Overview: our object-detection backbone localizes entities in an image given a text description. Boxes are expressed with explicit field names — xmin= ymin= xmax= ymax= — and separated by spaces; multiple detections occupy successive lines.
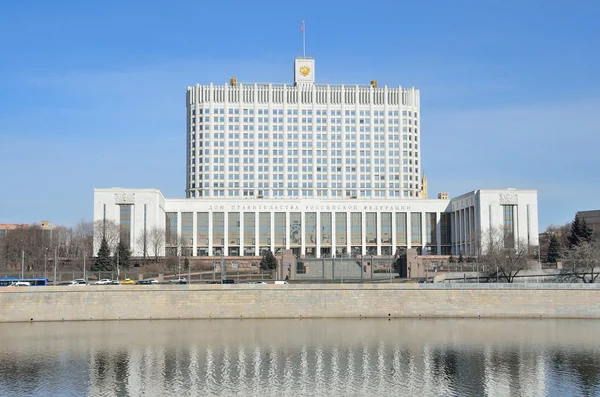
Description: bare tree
xmin=136 ymin=228 xmax=150 ymax=264
xmin=562 ymin=240 xmax=600 ymax=283
xmin=0 ymin=224 xmax=65 ymax=273
xmin=148 ymin=226 xmax=165 ymax=263
xmin=479 ymin=227 xmax=531 ymax=283
xmin=94 ymin=219 xmax=120 ymax=255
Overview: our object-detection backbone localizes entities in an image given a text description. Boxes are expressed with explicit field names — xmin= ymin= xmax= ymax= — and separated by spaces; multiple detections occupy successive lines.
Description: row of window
xmin=188 ymin=189 xmax=419 ymax=198
xmin=191 ymin=108 xmax=418 ymax=117
xmin=192 ymin=117 xmax=417 ymax=126
xmin=165 ymin=211 xmax=447 ymax=249
xmin=191 ymin=125 xmax=419 ymax=134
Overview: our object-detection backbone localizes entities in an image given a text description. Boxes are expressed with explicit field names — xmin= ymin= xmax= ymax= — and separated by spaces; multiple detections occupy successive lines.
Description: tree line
xmin=0 ymin=220 xmax=93 ymax=273
xmin=544 ymin=215 xmax=599 ymax=283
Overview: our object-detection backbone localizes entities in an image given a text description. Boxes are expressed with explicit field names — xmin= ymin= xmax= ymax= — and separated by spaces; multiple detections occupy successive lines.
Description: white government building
xmin=93 ymin=57 xmax=539 ymax=259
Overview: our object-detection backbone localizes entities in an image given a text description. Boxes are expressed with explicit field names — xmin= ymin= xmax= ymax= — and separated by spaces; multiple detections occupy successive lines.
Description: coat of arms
xmin=299 ymin=66 xmax=310 ymax=77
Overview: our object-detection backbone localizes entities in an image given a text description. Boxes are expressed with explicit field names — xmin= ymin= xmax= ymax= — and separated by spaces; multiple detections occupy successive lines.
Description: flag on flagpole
xmin=301 ymin=19 xmax=305 ymax=32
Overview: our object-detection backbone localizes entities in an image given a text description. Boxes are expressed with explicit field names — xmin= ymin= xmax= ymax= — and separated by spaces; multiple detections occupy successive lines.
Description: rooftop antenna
xmin=301 ymin=18 xmax=306 ymax=57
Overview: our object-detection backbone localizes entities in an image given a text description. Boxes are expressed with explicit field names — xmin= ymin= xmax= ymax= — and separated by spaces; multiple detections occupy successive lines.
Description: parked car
xmin=170 ymin=277 xmax=187 ymax=284
xmin=95 ymin=279 xmax=112 ymax=285
xmin=254 ymin=281 xmax=267 ymax=285
xmin=222 ymin=279 xmax=236 ymax=284
xmin=120 ymin=279 xmax=135 ymax=285
xmin=67 ymin=279 xmax=88 ymax=286
xmin=135 ymin=279 xmax=158 ymax=285
xmin=57 ymin=281 xmax=74 ymax=286
xmin=274 ymin=281 xmax=289 ymax=285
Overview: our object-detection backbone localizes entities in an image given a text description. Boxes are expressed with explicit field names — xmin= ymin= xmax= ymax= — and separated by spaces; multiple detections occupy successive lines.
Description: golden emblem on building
xmin=299 ymin=66 xmax=310 ymax=77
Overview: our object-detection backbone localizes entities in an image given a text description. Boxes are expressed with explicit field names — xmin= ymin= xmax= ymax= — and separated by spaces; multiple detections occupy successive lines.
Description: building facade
xmin=0 ymin=221 xmax=59 ymax=242
xmin=186 ymin=58 xmax=421 ymax=200
xmin=94 ymin=188 xmax=538 ymax=258
xmin=93 ymin=56 xmax=540 ymax=259
xmin=576 ymin=210 xmax=600 ymax=235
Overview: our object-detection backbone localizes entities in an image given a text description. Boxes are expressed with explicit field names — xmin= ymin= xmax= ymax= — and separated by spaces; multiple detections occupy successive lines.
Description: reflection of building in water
xmin=81 ymin=342 xmax=553 ymax=396
xmin=483 ymin=345 xmax=547 ymax=397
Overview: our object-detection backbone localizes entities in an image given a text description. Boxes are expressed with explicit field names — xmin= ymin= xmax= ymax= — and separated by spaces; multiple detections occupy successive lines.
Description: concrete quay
xmin=1 ymin=283 xmax=599 ymax=323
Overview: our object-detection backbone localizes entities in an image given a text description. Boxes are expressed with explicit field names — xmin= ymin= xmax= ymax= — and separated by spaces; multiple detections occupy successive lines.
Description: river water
xmin=1 ymin=319 xmax=599 ymax=396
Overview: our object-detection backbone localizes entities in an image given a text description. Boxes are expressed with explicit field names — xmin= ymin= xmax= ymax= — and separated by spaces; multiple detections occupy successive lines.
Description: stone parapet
xmin=1 ymin=284 xmax=599 ymax=322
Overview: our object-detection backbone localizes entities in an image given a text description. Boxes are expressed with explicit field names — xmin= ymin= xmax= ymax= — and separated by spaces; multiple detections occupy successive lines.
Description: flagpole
xmin=302 ymin=19 xmax=306 ymax=58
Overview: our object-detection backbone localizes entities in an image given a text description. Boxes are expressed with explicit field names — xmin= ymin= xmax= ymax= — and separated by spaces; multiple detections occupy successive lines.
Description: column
xmin=361 ymin=211 xmax=366 ymax=256
xmin=224 ymin=211 xmax=229 ymax=256
xmin=406 ymin=212 xmax=412 ymax=249
xmin=254 ymin=211 xmax=259 ymax=257
xmin=331 ymin=212 xmax=336 ymax=257
xmin=192 ymin=211 xmax=197 ymax=257
xmin=436 ymin=211 xmax=442 ymax=255
xmin=376 ymin=211 xmax=381 ymax=256
xmin=177 ymin=212 xmax=182 ymax=256
xmin=421 ymin=212 xmax=427 ymax=254
xmin=208 ymin=211 xmax=213 ymax=256
xmin=286 ymin=211 xmax=291 ymax=251
xmin=270 ymin=212 xmax=275 ymax=253
xmin=459 ymin=209 xmax=464 ymax=254
xmin=301 ymin=211 xmax=306 ymax=257
xmin=239 ymin=211 xmax=244 ymax=256
xmin=316 ymin=212 xmax=321 ymax=258
xmin=391 ymin=212 xmax=397 ymax=255
xmin=346 ymin=212 xmax=351 ymax=255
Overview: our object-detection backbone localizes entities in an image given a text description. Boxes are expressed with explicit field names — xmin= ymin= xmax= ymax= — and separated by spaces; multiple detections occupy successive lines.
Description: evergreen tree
xmin=92 ymin=237 xmax=112 ymax=272
xmin=184 ymin=257 xmax=190 ymax=270
xmin=449 ymin=254 xmax=455 ymax=264
xmin=392 ymin=257 xmax=403 ymax=274
xmin=547 ymin=235 xmax=561 ymax=264
xmin=458 ymin=253 xmax=464 ymax=263
xmin=113 ymin=240 xmax=131 ymax=269
xmin=260 ymin=250 xmax=277 ymax=271
xmin=568 ymin=215 xmax=594 ymax=248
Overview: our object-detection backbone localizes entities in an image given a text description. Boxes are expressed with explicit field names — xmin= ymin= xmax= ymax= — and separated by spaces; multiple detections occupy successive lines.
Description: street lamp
xmin=177 ymin=242 xmax=181 ymax=278
xmin=188 ymin=238 xmax=192 ymax=285
xmin=44 ymin=247 xmax=48 ymax=281
xmin=54 ymin=245 xmax=58 ymax=285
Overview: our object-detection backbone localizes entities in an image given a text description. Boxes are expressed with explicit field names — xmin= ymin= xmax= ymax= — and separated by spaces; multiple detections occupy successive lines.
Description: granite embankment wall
xmin=1 ymin=284 xmax=600 ymax=322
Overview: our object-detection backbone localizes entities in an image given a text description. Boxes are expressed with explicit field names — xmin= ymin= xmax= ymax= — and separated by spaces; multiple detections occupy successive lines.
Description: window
xmin=381 ymin=212 xmax=392 ymax=245
xmin=274 ymin=213 xmax=286 ymax=247
xmin=321 ymin=213 xmax=332 ymax=246
xmin=228 ymin=212 xmax=240 ymax=245
xmin=336 ymin=213 xmax=347 ymax=246
xmin=197 ymin=213 xmax=209 ymax=246
xmin=290 ymin=212 xmax=301 ymax=245
xmin=440 ymin=213 xmax=451 ymax=245
xmin=396 ymin=213 xmax=407 ymax=245
xmin=259 ymin=212 xmax=271 ymax=247
xmin=366 ymin=213 xmax=377 ymax=244
xmin=411 ymin=213 xmax=422 ymax=245
xmin=119 ymin=205 xmax=132 ymax=249
xmin=426 ymin=213 xmax=437 ymax=245
xmin=212 ymin=213 xmax=224 ymax=246
xmin=244 ymin=213 xmax=255 ymax=247
xmin=181 ymin=212 xmax=193 ymax=254
xmin=503 ymin=205 xmax=515 ymax=249
xmin=351 ymin=213 xmax=362 ymax=246
xmin=305 ymin=213 xmax=317 ymax=245
xmin=165 ymin=212 xmax=178 ymax=246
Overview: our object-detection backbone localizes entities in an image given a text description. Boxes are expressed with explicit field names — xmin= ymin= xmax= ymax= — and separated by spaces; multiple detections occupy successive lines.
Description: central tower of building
xmin=186 ymin=57 xmax=421 ymax=200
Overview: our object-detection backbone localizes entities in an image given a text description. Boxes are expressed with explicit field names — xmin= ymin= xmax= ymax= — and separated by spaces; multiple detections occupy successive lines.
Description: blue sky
xmin=1 ymin=0 xmax=599 ymax=231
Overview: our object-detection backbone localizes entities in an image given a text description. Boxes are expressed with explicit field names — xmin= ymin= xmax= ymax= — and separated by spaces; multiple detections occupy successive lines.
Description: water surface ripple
xmin=1 ymin=319 xmax=600 ymax=396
